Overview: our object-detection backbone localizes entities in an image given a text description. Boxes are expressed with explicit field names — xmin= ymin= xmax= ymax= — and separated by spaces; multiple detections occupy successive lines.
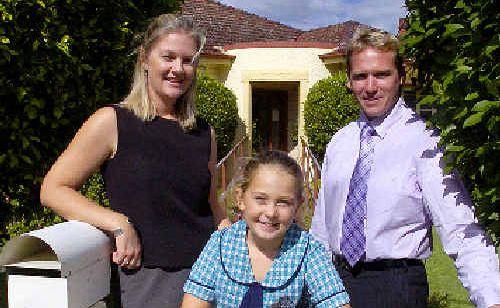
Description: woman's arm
xmin=208 ymin=127 xmax=230 ymax=229
xmin=40 ymin=106 xmax=141 ymax=269
xmin=181 ymin=294 xmax=212 ymax=308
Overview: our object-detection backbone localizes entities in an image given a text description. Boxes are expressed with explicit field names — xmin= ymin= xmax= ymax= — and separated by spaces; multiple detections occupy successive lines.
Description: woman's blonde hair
xmin=122 ymin=14 xmax=206 ymax=130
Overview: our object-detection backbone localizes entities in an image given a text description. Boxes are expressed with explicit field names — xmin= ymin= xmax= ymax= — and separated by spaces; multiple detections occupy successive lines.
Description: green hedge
xmin=196 ymin=74 xmax=239 ymax=160
xmin=304 ymin=74 xmax=360 ymax=161
xmin=403 ymin=0 xmax=499 ymax=244
xmin=0 ymin=0 xmax=181 ymax=244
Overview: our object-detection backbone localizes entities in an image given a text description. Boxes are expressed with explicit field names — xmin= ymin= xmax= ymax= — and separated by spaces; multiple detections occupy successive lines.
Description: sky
xmin=217 ymin=0 xmax=408 ymax=34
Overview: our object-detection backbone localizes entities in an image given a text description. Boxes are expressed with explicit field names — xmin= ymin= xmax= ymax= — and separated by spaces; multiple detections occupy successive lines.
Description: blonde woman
xmin=41 ymin=14 xmax=228 ymax=307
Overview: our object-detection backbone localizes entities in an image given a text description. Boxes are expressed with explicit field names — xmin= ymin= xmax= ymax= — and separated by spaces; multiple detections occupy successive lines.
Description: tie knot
xmin=361 ymin=123 xmax=375 ymax=140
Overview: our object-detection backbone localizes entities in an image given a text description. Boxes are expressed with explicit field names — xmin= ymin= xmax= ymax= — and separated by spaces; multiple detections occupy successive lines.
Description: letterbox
xmin=0 ymin=221 xmax=112 ymax=308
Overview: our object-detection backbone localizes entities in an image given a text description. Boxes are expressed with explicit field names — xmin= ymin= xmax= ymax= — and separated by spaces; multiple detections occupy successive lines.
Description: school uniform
xmin=184 ymin=220 xmax=349 ymax=307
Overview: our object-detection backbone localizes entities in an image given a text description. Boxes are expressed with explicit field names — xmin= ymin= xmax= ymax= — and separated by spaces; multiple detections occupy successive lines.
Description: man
xmin=310 ymin=29 xmax=500 ymax=308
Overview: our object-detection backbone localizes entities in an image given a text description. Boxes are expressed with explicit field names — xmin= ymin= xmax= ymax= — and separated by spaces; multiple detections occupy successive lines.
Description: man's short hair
xmin=346 ymin=28 xmax=404 ymax=78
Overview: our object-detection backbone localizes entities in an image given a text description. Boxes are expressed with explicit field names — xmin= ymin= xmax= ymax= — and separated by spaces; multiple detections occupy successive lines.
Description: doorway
xmin=252 ymin=89 xmax=287 ymax=151
xmin=251 ymin=82 xmax=299 ymax=152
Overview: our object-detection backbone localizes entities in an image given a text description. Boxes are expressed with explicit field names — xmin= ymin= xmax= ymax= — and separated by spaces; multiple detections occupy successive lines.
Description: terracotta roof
xmin=297 ymin=21 xmax=373 ymax=50
xmin=180 ymin=0 xmax=381 ymax=55
xmin=181 ymin=0 xmax=302 ymax=50
xmin=318 ymin=50 xmax=345 ymax=59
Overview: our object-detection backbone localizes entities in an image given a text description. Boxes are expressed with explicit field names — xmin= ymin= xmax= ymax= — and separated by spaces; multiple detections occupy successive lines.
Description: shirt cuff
xmin=183 ymin=278 xmax=215 ymax=303
xmin=476 ymin=289 xmax=500 ymax=308
xmin=316 ymin=290 xmax=350 ymax=308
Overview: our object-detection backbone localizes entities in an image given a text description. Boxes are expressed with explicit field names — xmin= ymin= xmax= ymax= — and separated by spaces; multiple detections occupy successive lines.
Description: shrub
xmin=195 ymin=74 xmax=239 ymax=160
xmin=403 ymin=0 xmax=499 ymax=244
xmin=0 ymin=0 xmax=181 ymax=244
xmin=304 ymin=74 xmax=359 ymax=161
xmin=2 ymin=173 xmax=109 ymax=244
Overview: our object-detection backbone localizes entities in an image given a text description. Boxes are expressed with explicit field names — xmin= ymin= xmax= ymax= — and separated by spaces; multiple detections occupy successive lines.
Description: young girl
xmin=182 ymin=151 xmax=350 ymax=307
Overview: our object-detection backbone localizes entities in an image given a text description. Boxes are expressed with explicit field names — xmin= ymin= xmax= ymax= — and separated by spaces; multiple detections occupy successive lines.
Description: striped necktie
xmin=340 ymin=123 xmax=375 ymax=267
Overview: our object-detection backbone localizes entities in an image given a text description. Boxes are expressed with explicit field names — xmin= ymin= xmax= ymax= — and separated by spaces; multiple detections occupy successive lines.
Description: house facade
xmin=181 ymin=0 xmax=376 ymax=152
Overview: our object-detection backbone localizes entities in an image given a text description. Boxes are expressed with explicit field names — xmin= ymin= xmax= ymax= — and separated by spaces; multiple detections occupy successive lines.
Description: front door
xmin=252 ymin=89 xmax=288 ymax=151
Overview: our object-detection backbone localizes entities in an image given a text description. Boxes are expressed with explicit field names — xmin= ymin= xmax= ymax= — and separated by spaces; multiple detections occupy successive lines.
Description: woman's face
xmin=238 ymin=164 xmax=299 ymax=248
xmin=144 ymin=31 xmax=198 ymax=105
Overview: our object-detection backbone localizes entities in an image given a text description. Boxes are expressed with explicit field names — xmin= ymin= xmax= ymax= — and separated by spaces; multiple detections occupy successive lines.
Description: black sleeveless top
xmin=102 ymin=105 xmax=214 ymax=268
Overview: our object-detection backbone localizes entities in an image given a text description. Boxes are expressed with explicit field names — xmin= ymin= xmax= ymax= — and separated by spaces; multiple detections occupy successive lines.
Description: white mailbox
xmin=0 ymin=221 xmax=112 ymax=308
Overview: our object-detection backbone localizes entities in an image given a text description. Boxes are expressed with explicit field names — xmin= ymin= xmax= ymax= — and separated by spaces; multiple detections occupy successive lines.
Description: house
xmin=181 ymin=0 xmax=377 ymax=152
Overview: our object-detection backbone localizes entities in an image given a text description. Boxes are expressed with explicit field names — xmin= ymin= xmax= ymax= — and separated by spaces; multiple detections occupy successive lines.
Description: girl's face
xmin=143 ymin=31 xmax=198 ymax=105
xmin=237 ymin=164 xmax=300 ymax=247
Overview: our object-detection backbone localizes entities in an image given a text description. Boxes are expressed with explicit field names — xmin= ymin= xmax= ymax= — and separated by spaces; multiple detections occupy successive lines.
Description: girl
xmin=40 ymin=14 xmax=228 ymax=307
xmin=182 ymin=151 xmax=350 ymax=307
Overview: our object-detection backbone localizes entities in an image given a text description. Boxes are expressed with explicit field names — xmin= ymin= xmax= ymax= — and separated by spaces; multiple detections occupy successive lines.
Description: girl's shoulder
xmin=206 ymin=220 xmax=246 ymax=251
xmin=289 ymin=226 xmax=330 ymax=258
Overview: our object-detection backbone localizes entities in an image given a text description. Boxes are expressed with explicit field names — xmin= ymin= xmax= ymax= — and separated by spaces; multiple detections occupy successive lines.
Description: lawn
xmin=426 ymin=229 xmax=473 ymax=308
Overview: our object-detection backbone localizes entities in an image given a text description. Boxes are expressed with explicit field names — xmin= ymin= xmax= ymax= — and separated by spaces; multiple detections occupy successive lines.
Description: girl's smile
xmin=237 ymin=164 xmax=300 ymax=249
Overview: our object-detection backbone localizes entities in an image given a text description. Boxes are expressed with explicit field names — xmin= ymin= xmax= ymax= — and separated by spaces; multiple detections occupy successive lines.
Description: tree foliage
xmin=0 ymin=0 xmax=181 ymax=243
xmin=403 ymin=0 xmax=499 ymax=242
xmin=304 ymin=74 xmax=360 ymax=161
xmin=195 ymin=74 xmax=239 ymax=160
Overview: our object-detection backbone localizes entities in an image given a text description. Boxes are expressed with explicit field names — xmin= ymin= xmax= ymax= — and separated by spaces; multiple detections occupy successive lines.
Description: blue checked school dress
xmin=183 ymin=220 xmax=349 ymax=307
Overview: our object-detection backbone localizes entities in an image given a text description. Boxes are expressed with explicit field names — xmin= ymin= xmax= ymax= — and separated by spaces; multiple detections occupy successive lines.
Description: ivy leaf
xmin=463 ymin=112 xmax=485 ymax=128
xmin=455 ymin=0 xmax=466 ymax=8
xmin=471 ymin=18 xmax=481 ymax=30
xmin=53 ymin=107 xmax=63 ymax=119
xmin=472 ymin=100 xmax=499 ymax=112
xmin=484 ymin=45 xmax=498 ymax=57
xmin=465 ymin=93 xmax=479 ymax=101
xmin=404 ymin=35 xmax=424 ymax=47
xmin=446 ymin=145 xmax=465 ymax=152
xmin=444 ymin=24 xmax=464 ymax=37
xmin=456 ymin=65 xmax=472 ymax=73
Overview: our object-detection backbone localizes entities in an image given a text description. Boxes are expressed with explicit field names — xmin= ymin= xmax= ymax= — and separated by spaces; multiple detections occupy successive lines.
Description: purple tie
xmin=340 ymin=123 xmax=375 ymax=267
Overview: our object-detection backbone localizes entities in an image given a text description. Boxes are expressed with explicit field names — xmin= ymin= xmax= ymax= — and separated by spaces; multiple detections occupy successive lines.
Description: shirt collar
xmin=220 ymin=220 xmax=309 ymax=288
xmin=358 ymin=97 xmax=406 ymax=139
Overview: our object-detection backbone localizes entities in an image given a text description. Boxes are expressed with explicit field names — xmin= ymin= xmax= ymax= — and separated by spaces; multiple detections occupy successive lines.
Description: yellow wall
xmin=231 ymin=48 xmax=335 ymax=141
xmin=201 ymin=47 xmax=342 ymax=147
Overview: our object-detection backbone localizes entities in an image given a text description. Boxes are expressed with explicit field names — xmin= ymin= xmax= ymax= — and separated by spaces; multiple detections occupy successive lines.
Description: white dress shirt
xmin=310 ymin=98 xmax=500 ymax=307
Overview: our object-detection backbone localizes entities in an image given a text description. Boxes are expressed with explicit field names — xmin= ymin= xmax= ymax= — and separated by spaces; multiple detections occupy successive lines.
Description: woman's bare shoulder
xmin=88 ymin=106 xmax=117 ymax=128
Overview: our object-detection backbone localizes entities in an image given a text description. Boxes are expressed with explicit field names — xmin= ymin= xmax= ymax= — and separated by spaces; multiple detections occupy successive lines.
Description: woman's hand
xmin=216 ymin=218 xmax=232 ymax=230
xmin=112 ymin=219 xmax=142 ymax=269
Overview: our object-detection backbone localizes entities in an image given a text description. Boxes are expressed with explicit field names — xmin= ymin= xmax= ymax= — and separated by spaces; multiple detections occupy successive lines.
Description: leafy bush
xmin=0 ymin=0 xmax=180 ymax=244
xmin=196 ymin=74 xmax=239 ymax=160
xmin=2 ymin=173 xmax=109 ymax=243
xmin=304 ymin=74 xmax=359 ymax=160
xmin=403 ymin=0 xmax=499 ymax=243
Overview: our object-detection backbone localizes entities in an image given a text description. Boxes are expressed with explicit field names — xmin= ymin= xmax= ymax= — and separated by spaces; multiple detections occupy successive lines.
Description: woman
xmin=40 ymin=14 xmax=228 ymax=307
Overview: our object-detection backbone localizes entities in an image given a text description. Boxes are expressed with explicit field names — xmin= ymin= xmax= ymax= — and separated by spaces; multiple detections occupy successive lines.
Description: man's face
xmin=347 ymin=47 xmax=401 ymax=119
